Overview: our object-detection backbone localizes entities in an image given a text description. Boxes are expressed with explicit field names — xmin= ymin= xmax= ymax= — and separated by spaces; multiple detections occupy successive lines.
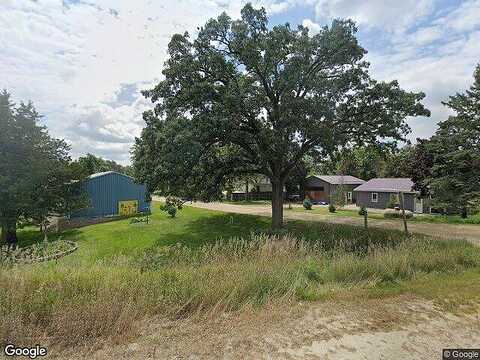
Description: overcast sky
xmin=1 ymin=0 xmax=479 ymax=164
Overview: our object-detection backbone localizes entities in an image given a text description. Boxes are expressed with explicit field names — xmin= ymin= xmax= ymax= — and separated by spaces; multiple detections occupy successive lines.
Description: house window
xmin=347 ymin=192 xmax=352 ymax=201
xmin=371 ymin=193 xmax=378 ymax=203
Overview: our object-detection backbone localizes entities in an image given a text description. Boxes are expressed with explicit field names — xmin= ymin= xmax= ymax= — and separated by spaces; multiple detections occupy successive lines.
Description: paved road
xmin=186 ymin=201 xmax=480 ymax=245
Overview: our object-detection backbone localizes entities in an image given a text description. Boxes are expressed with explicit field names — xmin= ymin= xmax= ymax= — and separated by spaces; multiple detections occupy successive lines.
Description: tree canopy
xmin=0 ymin=90 xmax=84 ymax=245
xmin=315 ymin=144 xmax=414 ymax=181
xmin=70 ymin=153 xmax=133 ymax=178
xmin=411 ymin=64 xmax=480 ymax=216
xmin=133 ymin=4 xmax=429 ymax=228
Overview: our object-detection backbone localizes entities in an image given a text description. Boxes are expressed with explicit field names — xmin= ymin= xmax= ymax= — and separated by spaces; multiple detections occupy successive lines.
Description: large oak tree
xmin=133 ymin=4 xmax=429 ymax=229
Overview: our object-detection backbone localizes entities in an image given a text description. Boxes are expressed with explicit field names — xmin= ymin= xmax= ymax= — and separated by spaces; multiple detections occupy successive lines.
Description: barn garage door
xmin=307 ymin=191 xmax=327 ymax=202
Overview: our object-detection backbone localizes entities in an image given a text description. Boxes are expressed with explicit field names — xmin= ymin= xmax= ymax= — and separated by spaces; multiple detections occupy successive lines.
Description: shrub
xmin=130 ymin=217 xmax=148 ymax=224
xmin=165 ymin=196 xmax=184 ymax=210
xmin=358 ymin=206 xmax=367 ymax=216
xmin=384 ymin=209 xmax=413 ymax=219
xmin=166 ymin=206 xmax=177 ymax=218
xmin=303 ymin=198 xmax=313 ymax=210
xmin=160 ymin=196 xmax=184 ymax=217
xmin=160 ymin=204 xmax=177 ymax=218
xmin=386 ymin=194 xmax=399 ymax=209
xmin=328 ymin=204 xmax=336 ymax=213
xmin=0 ymin=240 xmax=76 ymax=266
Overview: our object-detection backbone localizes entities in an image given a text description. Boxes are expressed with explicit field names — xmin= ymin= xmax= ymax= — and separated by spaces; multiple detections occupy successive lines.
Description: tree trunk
xmin=271 ymin=180 xmax=284 ymax=230
xmin=0 ymin=221 xmax=6 ymax=245
xmin=245 ymin=181 xmax=249 ymax=201
xmin=6 ymin=225 xmax=17 ymax=250
xmin=363 ymin=209 xmax=368 ymax=229
xmin=299 ymin=179 xmax=306 ymax=201
xmin=461 ymin=207 xmax=468 ymax=219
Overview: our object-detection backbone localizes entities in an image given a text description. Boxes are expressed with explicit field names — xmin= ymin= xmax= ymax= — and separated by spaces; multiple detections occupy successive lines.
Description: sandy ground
xmin=55 ymin=295 xmax=480 ymax=360
xmin=182 ymin=201 xmax=480 ymax=245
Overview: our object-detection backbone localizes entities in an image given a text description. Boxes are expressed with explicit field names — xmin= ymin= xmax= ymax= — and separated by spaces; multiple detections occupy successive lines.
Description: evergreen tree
xmin=0 ymin=90 xmax=84 ymax=245
xmin=412 ymin=64 xmax=480 ymax=217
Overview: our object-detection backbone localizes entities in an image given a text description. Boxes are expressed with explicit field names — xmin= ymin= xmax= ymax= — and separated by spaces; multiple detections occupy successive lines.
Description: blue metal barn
xmin=72 ymin=171 xmax=150 ymax=218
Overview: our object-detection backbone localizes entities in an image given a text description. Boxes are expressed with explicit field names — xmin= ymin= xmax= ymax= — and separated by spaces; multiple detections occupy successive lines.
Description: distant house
xmin=71 ymin=171 xmax=150 ymax=218
xmin=231 ymin=175 xmax=286 ymax=201
xmin=354 ymin=178 xmax=425 ymax=213
xmin=305 ymin=175 xmax=365 ymax=204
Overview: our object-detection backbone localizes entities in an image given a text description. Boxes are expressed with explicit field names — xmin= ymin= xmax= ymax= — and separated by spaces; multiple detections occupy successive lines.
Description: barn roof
xmin=88 ymin=171 xmax=133 ymax=180
xmin=354 ymin=178 xmax=416 ymax=193
xmin=310 ymin=175 xmax=365 ymax=185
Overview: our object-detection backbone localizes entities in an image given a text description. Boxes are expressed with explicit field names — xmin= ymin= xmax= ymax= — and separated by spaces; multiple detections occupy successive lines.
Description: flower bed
xmin=0 ymin=240 xmax=78 ymax=266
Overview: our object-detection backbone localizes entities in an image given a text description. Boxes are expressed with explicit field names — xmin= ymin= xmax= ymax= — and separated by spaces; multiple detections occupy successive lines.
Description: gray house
xmin=354 ymin=178 xmax=425 ymax=213
xmin=305 ymin=175 xmax=365 ymax=204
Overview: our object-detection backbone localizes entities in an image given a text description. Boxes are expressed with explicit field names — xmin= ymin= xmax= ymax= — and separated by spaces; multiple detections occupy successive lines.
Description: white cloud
xmin=1 ymin=0 xmax=479 ymax=164
xmin=0 ymin=1 xmax=278 ymax=164
xmin=302 ymin=19 xmax=321 ymax=34
xmin=409 ymin=26 xmax=443 ymax=46
xmin=434 ymin=0 xmax=480 ymax=32
xmin=0 ymin=0 xmax=298 ymax=164
xmin=304 ymin=0 xmax=480 ymax=141
xmin=368 ymin=36 xmax=480 ymax=141
xmin=311 ymin=0 xmax=434 ymax=33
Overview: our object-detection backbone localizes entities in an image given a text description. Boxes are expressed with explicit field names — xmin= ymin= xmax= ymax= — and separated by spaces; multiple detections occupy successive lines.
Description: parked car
xmin=287 ymin=194 xmax=300 ymax=202
xmin=311 ymin=200 xmax=328 ymax=205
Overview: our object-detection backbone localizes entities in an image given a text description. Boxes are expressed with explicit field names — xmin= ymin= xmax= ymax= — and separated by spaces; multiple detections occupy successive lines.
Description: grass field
xmin=1 ymin=201 xmax=480 ymax=350
xmin=292 ymin=205 xmax=480 ymax=224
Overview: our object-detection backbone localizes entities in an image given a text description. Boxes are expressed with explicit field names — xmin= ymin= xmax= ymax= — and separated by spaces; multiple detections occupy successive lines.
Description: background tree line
xmin=310 ymin=145 xmax=414 ymax=181
xmin=314 ymin=64 xmax=480 ymax=217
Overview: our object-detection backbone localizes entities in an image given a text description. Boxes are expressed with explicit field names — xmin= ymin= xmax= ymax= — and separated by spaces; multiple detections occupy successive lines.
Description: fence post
xmin=399 ymin=192 xmax=409 ymax=237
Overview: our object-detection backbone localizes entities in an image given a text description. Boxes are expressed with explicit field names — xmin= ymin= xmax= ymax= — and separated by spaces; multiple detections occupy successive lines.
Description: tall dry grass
xmin=1 ymin=233 xmax=478 ymax=348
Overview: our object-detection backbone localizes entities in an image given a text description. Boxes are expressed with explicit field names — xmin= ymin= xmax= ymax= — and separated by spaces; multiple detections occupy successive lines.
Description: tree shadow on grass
xmin=150 ymin=212 xmax=271 ymax=249
xmin=284 ymin=219 xmax=407 ymax=252
xmin=145 ymin=209 xmax=409 ymax=255
xmin=16 ymin=228 xmax=81 ymax=248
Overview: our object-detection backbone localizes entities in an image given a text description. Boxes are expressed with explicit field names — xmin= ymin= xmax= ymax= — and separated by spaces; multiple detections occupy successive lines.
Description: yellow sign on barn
xmin=118 ymin=200 xmax=138 ymax=216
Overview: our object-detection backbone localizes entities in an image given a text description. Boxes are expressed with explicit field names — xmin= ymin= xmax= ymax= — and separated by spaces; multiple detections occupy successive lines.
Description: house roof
xmin=309 ymin=175 xmax=365 ymax=185
xmin=353 ymin=178 xmax=416 ymax=193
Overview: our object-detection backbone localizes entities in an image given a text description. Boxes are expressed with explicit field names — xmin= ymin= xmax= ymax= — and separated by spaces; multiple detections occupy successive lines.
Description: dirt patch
xmin=51 ymin=295 xmax=480 ymax=359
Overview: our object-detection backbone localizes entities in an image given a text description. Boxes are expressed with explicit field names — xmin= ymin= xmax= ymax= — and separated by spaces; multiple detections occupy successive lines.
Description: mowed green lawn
xmin=66 ymin=204 xmax=271 ymax=262
xmin=16 ymin=201 xmax=410 ymax=262
xmin=291 ymin=205 xmax=480 ymax=225
xmin=16 ymin=203 xmax=270 ymax=263
xmin=14 ymin=202 xmax=270 ymax=260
